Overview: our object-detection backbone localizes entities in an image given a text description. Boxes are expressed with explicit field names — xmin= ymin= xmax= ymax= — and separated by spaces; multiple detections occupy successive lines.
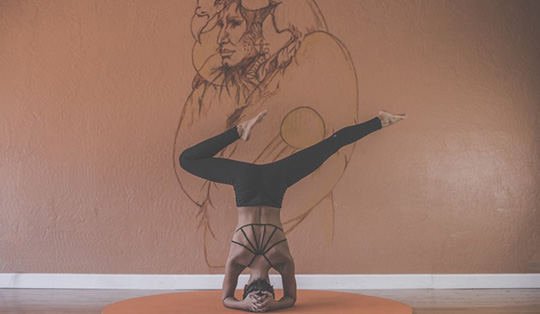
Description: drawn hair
xmin=219 ymin=0 xmax=275 ymax=44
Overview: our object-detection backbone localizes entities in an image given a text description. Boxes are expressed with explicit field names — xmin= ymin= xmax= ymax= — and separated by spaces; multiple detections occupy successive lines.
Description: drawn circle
xmin=280 ymin=106 xmax=326 ymax=149
xmin=102 ymin=290 xmax=414 ymax=314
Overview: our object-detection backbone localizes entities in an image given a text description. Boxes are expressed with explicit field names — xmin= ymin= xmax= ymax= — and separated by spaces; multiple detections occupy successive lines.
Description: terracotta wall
xmin=1 ymin=0 xmax=539 ymax=274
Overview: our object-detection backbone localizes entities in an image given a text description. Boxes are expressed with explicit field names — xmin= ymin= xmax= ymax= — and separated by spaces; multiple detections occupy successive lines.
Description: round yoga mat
xmin=102 ymin=290 xmax=414 ymax=314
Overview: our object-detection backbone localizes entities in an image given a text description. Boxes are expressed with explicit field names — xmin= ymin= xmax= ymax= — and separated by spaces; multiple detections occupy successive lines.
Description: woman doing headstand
xmin=179 ymin=109 xmax=406 ymax=312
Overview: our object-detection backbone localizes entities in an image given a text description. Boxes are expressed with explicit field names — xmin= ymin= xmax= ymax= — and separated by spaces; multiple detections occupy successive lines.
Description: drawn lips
xmin=219 ymin=48 xmax=235 ymax=57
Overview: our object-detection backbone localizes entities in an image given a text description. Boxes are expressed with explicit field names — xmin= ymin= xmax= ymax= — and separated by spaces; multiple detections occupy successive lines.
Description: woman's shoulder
xmin=272 ymin=250 xmax=294 ymax=273
xmin=226 ymin=248 xmax=251 ymax=268
xmin=267 ymin=239 xmax=292 ymax=263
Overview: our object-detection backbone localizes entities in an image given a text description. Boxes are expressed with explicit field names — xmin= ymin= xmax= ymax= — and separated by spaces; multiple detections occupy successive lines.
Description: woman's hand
xmin=252 ymin=291 xmax=278 ymax=312
xmin=242 ymin=291 xmax=269 ymax=312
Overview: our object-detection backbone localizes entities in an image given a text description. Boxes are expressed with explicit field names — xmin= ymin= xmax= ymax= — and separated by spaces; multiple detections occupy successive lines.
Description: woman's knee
xmin=179 ymin=150 xmax=193 ymax=170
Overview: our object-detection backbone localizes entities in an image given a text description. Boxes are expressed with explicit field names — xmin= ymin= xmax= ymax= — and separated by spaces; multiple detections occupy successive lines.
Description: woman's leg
xmin=179 ymin=110 xmax=268 ymax=185
xmin=179 ymin=126 xmax=245 ymax=185
xmin=272 ymin=111 xmax=405 ymax=188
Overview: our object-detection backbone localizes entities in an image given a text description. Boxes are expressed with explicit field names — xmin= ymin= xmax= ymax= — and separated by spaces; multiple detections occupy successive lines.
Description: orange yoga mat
xmin=102 ymin=290 xmax=413 ymax=314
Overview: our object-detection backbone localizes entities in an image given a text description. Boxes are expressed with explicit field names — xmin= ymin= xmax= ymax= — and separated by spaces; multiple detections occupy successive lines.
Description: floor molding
xmin=1 ymin=273 xmax=539 ymax=290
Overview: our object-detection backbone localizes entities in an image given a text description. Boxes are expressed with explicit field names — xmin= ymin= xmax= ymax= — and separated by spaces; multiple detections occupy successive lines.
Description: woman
xmin=179 ymin=109 xmax=406 ymax=312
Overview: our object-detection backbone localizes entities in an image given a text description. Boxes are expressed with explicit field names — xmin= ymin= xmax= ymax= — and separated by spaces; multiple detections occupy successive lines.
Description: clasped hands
xmin=243 ymin=291 xmax=277 ymax=312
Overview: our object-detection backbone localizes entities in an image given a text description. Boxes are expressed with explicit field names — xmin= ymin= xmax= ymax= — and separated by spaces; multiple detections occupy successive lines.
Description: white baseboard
xmin=1 ymin=273 xmax=539 ymax=290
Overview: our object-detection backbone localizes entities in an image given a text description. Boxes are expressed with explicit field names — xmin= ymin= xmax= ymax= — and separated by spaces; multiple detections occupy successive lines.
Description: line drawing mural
xmin=174 ymin=0 xmax=360 ymax=268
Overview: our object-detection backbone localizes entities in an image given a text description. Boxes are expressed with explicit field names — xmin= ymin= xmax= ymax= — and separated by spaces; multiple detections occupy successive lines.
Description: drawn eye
xmin=230 ymin=20 xmax=242 ymax=28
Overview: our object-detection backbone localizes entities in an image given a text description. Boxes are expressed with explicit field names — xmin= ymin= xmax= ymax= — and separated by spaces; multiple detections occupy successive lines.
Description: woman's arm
xmin=222 ymin=261 xmax=247 ymax=310
xmin=260 ymin=257 xmax=297 ymax=311
xmin=223 ymin=260 xmax=265 ymax=311
xmin=277 ymin=257 xmax=297 ymax=308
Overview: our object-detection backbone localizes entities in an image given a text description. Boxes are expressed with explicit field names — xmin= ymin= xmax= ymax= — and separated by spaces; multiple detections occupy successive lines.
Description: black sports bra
xmin=231 ymin=223 xmax=287 ymax=269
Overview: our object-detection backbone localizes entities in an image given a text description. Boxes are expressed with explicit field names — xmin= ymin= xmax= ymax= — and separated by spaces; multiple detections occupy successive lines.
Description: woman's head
xmin=216 ymin=0 xmax=274 ymax=67
xmin=243 ymin=278 xmax=275 ymax=299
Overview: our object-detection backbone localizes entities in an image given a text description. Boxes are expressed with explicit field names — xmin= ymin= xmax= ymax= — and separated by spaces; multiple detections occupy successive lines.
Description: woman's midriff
xmin=236 ymin=205 xmax=282 ymax=229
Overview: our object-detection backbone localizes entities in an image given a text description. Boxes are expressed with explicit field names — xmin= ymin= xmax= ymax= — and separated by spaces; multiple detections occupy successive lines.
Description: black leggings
xmin=179 ymin=117 xmax=382 ymax=208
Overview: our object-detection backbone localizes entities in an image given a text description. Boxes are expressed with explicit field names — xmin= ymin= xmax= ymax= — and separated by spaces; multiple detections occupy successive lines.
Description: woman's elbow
xmin=289 ymin=296 xmax=297 ymax=306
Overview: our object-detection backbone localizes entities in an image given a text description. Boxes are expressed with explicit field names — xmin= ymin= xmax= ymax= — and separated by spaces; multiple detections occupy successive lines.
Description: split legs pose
xmin=179 ymin=109 xmax=406 ymax=201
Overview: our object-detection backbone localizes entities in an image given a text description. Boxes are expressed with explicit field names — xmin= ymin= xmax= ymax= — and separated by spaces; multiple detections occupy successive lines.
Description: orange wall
xmin=1 ymin=0 xmax=539 ymax=274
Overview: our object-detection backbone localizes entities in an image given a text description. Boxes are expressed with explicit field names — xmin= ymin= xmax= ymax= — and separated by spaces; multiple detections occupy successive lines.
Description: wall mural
xmin=174 ymin=0 xmax=360 ymax=268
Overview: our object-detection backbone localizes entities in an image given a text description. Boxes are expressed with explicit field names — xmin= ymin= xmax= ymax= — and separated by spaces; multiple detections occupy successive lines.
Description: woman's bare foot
xmin=378 ymin=110 xmax=407 ymax=128
xmin=237 ymin=109 xmax=267 ymax=141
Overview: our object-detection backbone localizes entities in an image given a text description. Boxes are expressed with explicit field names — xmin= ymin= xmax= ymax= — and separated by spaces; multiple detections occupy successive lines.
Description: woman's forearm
xmin=273 ymin=295 xmax=295 ymax=310
xmin=223 ymin=296 xmax=246 ymax=311
xmin=222 ymin=260 xmax=246 ymax=310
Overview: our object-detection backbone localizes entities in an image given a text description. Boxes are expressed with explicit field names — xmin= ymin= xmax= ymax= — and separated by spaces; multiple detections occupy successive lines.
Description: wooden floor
xmin=0 ymin=288 xmax=539 ymax=314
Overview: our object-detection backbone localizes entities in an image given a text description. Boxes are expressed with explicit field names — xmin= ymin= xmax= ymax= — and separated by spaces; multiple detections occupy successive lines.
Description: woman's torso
xmin=229 ymin=205 xmax=291 ymax=271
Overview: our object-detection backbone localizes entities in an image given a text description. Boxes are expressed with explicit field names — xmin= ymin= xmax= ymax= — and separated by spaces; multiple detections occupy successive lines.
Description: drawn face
xmin=216 ymin=3 xmax=258 ymax=67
